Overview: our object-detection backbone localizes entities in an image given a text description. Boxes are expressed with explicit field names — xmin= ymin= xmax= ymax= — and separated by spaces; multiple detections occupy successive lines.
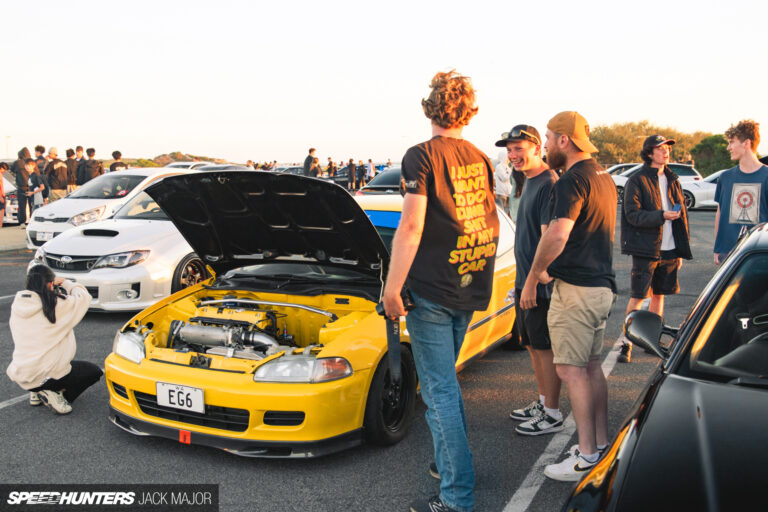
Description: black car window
xmin=367 ymin=168 xmax=401 ymax=187
xmin=68 ymin=174 xmax=145 ymax=199
xmin=669 ymin=164 xmax=696 ymax=177
xmin=689 ymin=252 xmax=768 ymax=379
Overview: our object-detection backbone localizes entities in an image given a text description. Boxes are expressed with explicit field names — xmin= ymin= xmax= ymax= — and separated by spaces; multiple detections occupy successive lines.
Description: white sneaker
xmin=544 ymin=451 xmax=596 ymax=482
xmin=509 ymin=400 xmax=543 ymax=421
xmin=29 ymin=392 xmax=42 ymax=406
xmin=37 ymin=390 xmax=72 ymax=415
xmin=515 ymin=412 xmax=564 ymax=436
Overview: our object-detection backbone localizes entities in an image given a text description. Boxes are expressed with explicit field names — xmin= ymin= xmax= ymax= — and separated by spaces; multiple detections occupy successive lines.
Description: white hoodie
xmin=494 ymin=151 xmax=512 ymax=198
xmin=6 ymin=279 xmax=91 ymax=390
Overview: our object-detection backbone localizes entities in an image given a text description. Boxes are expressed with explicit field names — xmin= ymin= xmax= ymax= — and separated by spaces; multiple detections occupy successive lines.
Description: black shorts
xmin=630 ymin=252 xmax=679 ymax=299
xmin=514 ymin=288 xmax=551 ymax=350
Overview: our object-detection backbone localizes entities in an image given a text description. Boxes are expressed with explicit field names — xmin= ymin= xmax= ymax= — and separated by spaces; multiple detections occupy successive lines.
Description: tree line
xmin=591 ymin=121 xmax=734 ymax=176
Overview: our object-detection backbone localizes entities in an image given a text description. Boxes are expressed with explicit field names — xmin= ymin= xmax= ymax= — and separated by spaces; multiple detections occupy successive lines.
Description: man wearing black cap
xmin=618 ymin=135 xmax=691 ymax=362
xmin=496 ymin=125 xmax=564 ymax=436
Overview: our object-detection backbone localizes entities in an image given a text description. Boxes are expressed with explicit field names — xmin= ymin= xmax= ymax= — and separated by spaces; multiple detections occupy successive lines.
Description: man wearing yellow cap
xmin=527 ymin=111 xmax=617 ymax=481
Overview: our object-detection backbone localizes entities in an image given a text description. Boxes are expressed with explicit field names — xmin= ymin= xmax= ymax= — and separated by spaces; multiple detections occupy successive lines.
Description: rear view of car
xmin=356 ymin=167 xmax=402 ymax=196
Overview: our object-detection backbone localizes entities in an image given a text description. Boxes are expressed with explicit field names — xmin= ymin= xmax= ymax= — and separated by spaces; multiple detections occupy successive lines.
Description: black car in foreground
xmin=563 ymin=223 xmax=768 ymax=512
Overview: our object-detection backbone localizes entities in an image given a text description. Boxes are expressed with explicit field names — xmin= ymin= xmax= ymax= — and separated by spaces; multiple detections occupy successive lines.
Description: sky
xmin=2 ymin=0 xmax=767 ymax=164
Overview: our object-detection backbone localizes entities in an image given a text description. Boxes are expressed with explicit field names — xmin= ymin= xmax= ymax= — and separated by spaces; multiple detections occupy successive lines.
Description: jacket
xmin=6 ymin=280 xmax=91 ymax=390
xmin=13 ymin=148 xmax=32 ymax=192
xmin=621 ymin=164 xmax=692 ymax=260
xmin=65 ymin=157 xmax=78 ymax=185
xmin=83 ymin=159 xmax=104 ymax=182
xmin=76 ymin=158 xmax=87 ymax=185
xmin=45 ymin=158 xmax=69 ymax=190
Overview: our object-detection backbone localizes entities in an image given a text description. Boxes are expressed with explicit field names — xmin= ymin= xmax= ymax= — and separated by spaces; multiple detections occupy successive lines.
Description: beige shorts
xmin=48 ymin=189 xmax=67 ymax=202
xmin=547 ymin=279 xmax=616 ymax=367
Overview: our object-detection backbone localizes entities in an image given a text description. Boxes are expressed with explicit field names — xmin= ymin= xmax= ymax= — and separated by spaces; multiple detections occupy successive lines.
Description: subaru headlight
xmin=68 ymin=205 xmax=106 ymax=226
xmin=92 ymin=250 xmax=149 ymax=269
xmin=112 ymin=331 xmax=146 ymax=364
xmin=33 ymin=248 xmax=46 ymax=264
xmin=253 ymin=356 xmax=352 ymax=383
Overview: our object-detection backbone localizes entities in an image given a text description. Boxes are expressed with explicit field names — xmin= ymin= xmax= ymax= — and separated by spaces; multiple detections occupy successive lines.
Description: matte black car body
xmin=562 ymin=224 xmax=768 ymax=512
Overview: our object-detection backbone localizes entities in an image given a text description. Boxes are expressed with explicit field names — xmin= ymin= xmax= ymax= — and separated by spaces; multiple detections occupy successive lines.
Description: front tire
xmin=171 ymin=253 xmax=209 ymax=293
xmin=683 ymin=191 xmax=695 ymax=209
xmin=363 ymin=345 xmax=418 ymax=446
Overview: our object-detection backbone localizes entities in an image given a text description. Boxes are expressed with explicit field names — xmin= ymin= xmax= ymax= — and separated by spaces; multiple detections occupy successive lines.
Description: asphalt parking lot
xmin=0 ymin=210 xmax=719 ymax=512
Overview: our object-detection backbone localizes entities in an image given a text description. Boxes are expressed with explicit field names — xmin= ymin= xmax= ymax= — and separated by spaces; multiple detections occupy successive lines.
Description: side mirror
xmin=625 ymin=310 xmax=669 ymax=360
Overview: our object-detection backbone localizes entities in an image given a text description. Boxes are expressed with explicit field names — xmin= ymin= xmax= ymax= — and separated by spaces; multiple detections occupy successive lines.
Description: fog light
xmin=118 ymin=289 xmax=139 ymax=300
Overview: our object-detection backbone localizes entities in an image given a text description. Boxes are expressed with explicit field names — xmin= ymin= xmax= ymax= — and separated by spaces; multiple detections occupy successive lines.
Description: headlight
xmin=92 ymin=250 xmax=150 ymax=269
xmin=68 ymin=206 xmax=106 ymax=226
xmin=112 ymin=331 xmax=146 ymax=364
xmin=253 ymin=356 xmax=352 ymax=383
xmin=34 ymin=248 xmax=46 ymax=262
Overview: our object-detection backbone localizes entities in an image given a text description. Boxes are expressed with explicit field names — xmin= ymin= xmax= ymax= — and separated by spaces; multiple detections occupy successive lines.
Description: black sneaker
xmin=515 ymin=412 xmax=564 ymax=436
xmin=618 ymin=342 xmax=632 ymax=363
xmin=429 ymin=462 xmax=440 ymax=480
xmin=509 ymin=399 xmax=543 ymax=421
xmin=409 ymin=495 xmax=458 ymax=512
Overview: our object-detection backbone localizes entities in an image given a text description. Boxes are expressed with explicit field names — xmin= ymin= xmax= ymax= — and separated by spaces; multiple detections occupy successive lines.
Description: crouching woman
xmin=6 ymin=265 xmax=102 ymax=414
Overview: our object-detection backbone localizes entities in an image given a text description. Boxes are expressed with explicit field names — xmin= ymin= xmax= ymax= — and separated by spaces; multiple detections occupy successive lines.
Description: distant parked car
xmin=605 ymin=163 xmax=639 ymax=175
xmin=164 ymin=162 xmax=212 ymax=170
xmin=276 ymin=166 xmax=305 ymax=176
xmin=613 ymin=163 xmax=703 ymax=204
xmin=681 ymin=169 xmax=726 ymax=209
xmin=356 ymin=167 xmax=402 ymax=196
xmin=194 ymin=164 xmax=251 ymax=171
xmin=26 ymin=168 xmax=186 ymax=248
xmin=3 ymin=176 xmax=19 ymax=225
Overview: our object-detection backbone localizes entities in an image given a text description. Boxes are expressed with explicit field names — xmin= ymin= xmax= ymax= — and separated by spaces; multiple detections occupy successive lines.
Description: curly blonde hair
xmin=725 ymin=119 xmax=760 ymax=152
xmin=421 ymin=70 xmax=479 ymax=128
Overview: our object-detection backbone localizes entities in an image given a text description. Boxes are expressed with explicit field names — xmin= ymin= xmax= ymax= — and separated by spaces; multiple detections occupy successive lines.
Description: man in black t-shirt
xmin=110 ymin=151 xmax=128 ymax=173
xmin=527 ymin=111 xmax=617 ymax=482
xmin=303 ymin=148 xmax=315 ymax=177
xmin=383 ymin=70 xmax=497 ymax=512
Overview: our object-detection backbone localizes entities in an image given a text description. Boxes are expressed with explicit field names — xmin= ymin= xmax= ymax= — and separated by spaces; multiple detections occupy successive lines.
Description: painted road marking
xmin=503 ymin=337 xmax=623 ymax=512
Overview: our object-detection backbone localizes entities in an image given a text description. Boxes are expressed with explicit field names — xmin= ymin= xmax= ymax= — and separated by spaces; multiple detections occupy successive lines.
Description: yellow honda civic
xmin=105 ymin=172 xmax=518 ymax=458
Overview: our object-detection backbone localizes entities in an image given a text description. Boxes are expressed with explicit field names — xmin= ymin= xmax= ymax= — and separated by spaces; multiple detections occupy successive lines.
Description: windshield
xmin=114 ymin=191 xmax=169 ymax=220
xmin=367 ymin=168 xmax=401 ymax=187
xmin=69 ymin=174 xmax=145 ymax=199
xmin=688 ymin=252 xmax=768 ymax=380
xmin=620 ymin=165 xmax=643 ymax=177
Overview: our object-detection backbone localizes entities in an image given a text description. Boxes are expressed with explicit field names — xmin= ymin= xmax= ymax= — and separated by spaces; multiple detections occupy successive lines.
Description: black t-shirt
xmin=110 ymin=162 xmax=127 ymax=173
xmin=515 ymin=169 xmax=557 ymax=297
xmin=548 ymin=158 xmax=617 ymax=291
xmin=401 ymin=136 xmax=499 ymax=311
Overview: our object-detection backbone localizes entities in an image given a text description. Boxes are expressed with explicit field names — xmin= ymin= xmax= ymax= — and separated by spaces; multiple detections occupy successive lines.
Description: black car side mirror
xmin=625 ymin=310 xmax=670 ymax=360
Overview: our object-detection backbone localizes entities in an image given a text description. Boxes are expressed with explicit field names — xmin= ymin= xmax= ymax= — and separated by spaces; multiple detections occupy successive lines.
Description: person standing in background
xmin=43 ymin=148 xmax=69 ymax=202
xmin=110 ymin=151 xmax=127 ymax=172
xmin=34 ymin=145 xmax=47 ymax=173
xmin=0 ymin=162 xmax=7 ymax=228
xmin=303 ymin=148 xmax=316 ymax=177
xmin=82 ymin=148 xmax=104 ymax=184
xmin=65 ymin=149 xmax=78 ymax=193
xmin=13 ymin=148 xmax=32 ymax=226
xmin=494 ymin=150 xmax=511 ymax=214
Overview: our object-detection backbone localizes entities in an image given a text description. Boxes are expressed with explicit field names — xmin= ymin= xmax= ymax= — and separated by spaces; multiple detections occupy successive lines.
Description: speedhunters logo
xmin=1 ymin=485 xmax=218 ymax=511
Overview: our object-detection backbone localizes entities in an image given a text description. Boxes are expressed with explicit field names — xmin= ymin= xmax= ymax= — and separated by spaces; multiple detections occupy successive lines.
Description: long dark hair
xmin=26 ymin=265 xmax=58 ymax=323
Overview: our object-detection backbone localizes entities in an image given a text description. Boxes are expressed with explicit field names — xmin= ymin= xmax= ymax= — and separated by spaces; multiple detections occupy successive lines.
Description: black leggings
xmin=30 ymin=360 xmax=103 ymax=403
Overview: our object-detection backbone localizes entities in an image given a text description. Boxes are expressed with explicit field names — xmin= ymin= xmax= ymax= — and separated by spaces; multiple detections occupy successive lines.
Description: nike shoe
xmin=509 ymin=400 xmax=543 ymax=421
xmin=515 ymin=412 xmax=564 ymax=436
xmin=37 ymin=390 xmax=72 ymax=415
xmin=29 ymin=392 xmax=42 ymax=406
xmin=544 ymin=451 xmax=596 ymax=482
xmin=409 ymin=496 xmax=458 ymax=512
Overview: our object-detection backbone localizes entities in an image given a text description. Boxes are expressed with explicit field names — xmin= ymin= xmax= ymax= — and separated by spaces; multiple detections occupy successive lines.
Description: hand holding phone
xmin=672 ymin=203 xmax=682 ymax=212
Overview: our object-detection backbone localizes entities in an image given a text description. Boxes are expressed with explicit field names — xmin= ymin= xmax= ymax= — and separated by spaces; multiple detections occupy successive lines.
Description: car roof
xmin=355 ymin=194 xmax=403 ymax=212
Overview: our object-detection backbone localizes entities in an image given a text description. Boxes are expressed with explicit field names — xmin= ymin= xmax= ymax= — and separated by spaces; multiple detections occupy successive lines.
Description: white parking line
xmin=503 ymin=338 xmax=623 ymax=512
xmin=0 ymin=394 xmax=28 ymax=410
xmin=0 ymin=294 xmax=15 ymax=302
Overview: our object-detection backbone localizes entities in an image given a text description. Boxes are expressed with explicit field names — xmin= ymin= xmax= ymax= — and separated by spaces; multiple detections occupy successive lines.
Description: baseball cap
xmin=642 ymin=135 xmax=676 ymax=152
xmin=495 ymin=124 xmax=541 ymax=147
xmin=546 ymin=111 xmax=599 ymax=154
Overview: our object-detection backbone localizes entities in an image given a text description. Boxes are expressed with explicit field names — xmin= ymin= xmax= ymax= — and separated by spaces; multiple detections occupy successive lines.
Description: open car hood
xmin=144 ymin=171 xmax=389 ymax=276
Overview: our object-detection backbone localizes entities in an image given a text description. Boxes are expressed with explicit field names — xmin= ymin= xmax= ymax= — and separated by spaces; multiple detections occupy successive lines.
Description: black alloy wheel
xmin=684 ymin=191 xmax=695 ymax=209
xmin=363 ymin=345 xmax=418 ymax=446
xmin=171 ymin=253 xmax=209 ymax=293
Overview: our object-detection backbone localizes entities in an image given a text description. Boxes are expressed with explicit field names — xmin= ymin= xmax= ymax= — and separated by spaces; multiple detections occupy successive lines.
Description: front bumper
xmin=105 ymin=353 xmax=370 ymax=457
xmin=28 ymin=259 xmax=172 ymax=311
xmin=26 ymin=220 xmax=73 ymax=248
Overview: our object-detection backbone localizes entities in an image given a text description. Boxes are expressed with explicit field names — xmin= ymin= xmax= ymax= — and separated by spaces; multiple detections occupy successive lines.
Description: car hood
xmin=616 ymin=374 xmax=768 ymax=509
xmin=41 ymin=218 xmax=183 ymax=256
xmin=144 ymin=171 xmax=390 ymax=276
xmin=32 ymin=197 xmax=122 ymax=220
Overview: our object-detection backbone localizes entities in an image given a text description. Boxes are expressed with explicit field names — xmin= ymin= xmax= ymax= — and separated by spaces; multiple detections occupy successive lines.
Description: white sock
xmin=543 ymin=406 xmax=562 ymax=420
xmin=539 ymin=394 xmax=546 ymax=404
xmin=580 ymin=451 xmax=599 ymax=463
xmin=597 ymin=444 xmax=608 ymax=451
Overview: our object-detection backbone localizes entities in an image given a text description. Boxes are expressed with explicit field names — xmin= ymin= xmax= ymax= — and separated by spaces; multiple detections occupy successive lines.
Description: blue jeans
xmin=406 ymin=291 xmax=475 ymax=512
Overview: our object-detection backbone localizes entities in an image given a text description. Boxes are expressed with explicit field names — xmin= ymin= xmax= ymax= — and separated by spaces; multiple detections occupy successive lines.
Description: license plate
xmin=37 ymin=231 xmax=53 ymax=241
xmin=156 ymin=382 xmax=204 ymax=413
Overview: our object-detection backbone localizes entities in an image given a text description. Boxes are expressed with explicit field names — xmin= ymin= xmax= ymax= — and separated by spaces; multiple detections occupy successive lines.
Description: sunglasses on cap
xmin=501 ymin=127 xmax=540 ymax=145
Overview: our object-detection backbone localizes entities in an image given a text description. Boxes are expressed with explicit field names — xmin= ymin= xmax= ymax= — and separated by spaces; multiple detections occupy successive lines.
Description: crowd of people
xmin=3 ymin=70 xmax=767 ymax=512
xmin=380 ymin=71 xmax=766 ymax=512
xmin=0 ymin=145 xmax=127 ymax=227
